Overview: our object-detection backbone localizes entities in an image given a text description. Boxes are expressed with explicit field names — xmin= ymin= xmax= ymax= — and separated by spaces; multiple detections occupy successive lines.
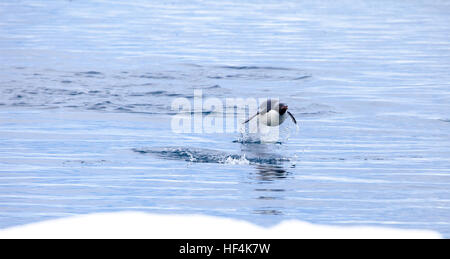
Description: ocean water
xmin=1 ymin=0 xmax=450 ymax=236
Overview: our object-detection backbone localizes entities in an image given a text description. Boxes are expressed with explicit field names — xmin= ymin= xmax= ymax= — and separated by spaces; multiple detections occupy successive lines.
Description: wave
xmin=0 ymin=65 xmax=315 ymax=115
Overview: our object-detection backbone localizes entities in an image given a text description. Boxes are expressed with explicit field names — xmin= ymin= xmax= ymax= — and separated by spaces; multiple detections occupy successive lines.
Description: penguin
xmin=243 ymin=99 xmax=297 ymax=126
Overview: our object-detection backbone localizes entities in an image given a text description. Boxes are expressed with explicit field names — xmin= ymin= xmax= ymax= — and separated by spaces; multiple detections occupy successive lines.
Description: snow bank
xmin=0 ymin=212 xmax=441 ymax=239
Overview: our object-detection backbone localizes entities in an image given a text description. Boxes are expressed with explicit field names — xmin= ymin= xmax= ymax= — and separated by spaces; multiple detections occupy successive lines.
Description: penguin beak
xmin=280 ymin=105 xmax=288 ymax=113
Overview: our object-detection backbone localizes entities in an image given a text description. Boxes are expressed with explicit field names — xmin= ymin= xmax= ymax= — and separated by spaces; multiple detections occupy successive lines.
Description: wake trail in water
xmin=132 ymin=147 xmax=292 ymax=165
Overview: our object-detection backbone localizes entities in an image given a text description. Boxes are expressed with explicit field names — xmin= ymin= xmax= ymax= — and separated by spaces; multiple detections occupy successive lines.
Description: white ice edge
xmin=0 ymin=212 xmax=441 ymax=239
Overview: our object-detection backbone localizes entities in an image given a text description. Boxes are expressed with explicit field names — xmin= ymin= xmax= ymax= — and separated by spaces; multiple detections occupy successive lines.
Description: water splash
xmin=236 ymin=117 xmax=299 ymax=144
xmin=221 ymin=154 xmax=250 ymax=165
xmin=133 ymin=147 xmax=289 ymax=165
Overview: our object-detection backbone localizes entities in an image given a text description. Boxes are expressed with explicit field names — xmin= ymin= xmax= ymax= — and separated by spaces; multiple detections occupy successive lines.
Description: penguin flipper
xmin=287 ymin=111 xmax=297 ymax=124
xmin=243 ymin=112 xmax=259 ymax=124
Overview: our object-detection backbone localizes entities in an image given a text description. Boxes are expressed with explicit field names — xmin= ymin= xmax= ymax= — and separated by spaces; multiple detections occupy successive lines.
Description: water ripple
xmin=133 ymin=147 xmax=291 ymax=165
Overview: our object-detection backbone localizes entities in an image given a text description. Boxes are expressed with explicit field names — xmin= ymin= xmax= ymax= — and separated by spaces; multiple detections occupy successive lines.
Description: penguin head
xmin=278 ymin=103 xmax=288 ymax=115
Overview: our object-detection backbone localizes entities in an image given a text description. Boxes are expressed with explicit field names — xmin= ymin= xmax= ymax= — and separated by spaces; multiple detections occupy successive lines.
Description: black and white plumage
xmin=244 ymin=99 xmax=297 ymax=126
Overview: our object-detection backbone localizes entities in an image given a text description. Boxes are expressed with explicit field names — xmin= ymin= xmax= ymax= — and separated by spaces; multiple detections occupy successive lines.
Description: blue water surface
xmin=1 ymin=0 xmax=450 ymax=236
